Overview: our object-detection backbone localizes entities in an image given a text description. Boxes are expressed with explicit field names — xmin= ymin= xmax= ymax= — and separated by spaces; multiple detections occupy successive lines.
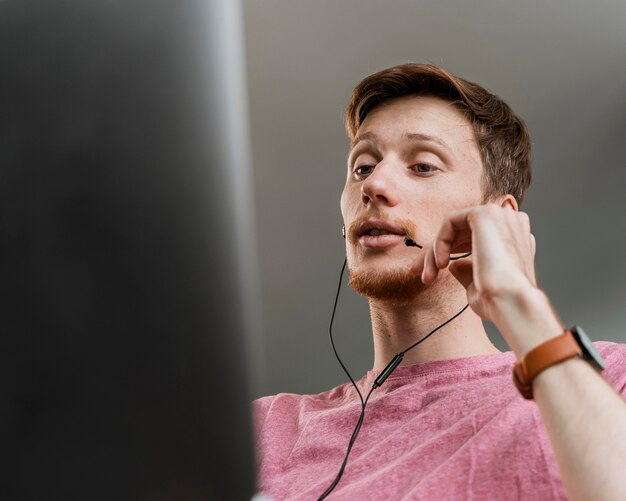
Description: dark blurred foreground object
xmin=0 ymin=0 xmax=258 ymax=499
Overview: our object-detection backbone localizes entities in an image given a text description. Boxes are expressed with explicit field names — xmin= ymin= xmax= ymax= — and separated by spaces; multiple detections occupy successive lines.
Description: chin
xmin=348 ymin=266 xmax=428 ymax=305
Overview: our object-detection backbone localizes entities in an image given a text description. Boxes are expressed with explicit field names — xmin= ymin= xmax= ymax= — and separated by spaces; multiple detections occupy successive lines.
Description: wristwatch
xmin=512 ymin=325 xmax=605 ymax=399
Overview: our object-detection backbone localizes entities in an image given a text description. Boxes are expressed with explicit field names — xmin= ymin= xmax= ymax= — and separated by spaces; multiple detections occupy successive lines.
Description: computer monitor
xmin=0 ymin=0 xmax=258 ymax=499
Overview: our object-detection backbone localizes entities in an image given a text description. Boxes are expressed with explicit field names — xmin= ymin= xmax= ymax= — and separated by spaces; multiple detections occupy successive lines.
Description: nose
xmin=361 ymin=163 xmax=399 ymax=207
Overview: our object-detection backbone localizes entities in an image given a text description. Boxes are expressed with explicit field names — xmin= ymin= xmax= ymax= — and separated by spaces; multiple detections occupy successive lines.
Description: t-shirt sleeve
xmin=252 ymin=395 xmax=275 ymax=436
xmin=595 ymin=341 xmax=626 ymax=398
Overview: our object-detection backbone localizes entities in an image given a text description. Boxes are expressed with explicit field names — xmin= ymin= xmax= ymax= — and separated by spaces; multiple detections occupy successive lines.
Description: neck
xmin=369 ymin=282 xmax=501 ymax=371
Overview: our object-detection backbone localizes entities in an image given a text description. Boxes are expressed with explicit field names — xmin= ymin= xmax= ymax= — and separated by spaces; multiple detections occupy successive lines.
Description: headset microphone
xmin=405 ymin=237 xmax=472 ymax=260
xmin=404 ymin=237 xmax=421 ymax=248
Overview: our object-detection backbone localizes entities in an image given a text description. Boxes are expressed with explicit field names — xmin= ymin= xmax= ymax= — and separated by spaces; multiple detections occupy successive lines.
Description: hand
xmin=412 ymin=203 xmax=549 ymax=343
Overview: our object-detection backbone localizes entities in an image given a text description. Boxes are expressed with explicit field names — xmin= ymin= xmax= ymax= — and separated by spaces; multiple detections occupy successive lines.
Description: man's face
xmin=340 ymin=95 xmax=484 ymax=302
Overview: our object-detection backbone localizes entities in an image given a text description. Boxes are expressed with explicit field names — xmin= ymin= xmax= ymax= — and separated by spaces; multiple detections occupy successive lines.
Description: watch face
xmin=570 ymin=326 xmax=606 ymax=371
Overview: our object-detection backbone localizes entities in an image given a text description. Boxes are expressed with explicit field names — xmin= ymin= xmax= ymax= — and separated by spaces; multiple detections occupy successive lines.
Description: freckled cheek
xmin=454 ymin=181 xmax=481 ymax=207
xmin=404 ymin=197 xmax=449 ymax=238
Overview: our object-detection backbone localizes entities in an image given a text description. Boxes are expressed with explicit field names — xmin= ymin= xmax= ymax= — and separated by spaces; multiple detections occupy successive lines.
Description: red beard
xmin=346 ymin=213 xmax=427 ymax=304
xmin=349 ymin=266 xmax=428 ymax=304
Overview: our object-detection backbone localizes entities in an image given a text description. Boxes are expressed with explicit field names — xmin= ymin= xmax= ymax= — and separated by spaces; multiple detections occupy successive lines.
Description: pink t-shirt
xmin=253 ymin=342 xmax=626 ymax=500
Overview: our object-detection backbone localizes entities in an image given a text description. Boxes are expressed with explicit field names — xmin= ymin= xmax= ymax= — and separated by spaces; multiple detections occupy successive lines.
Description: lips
xmin=356 ymin=219 xmax=407 ymax=249
xmin=357 ymin=219 xmax=406 ymax=238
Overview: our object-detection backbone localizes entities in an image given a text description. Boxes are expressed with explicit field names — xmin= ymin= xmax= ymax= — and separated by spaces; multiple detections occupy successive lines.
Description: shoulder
xmin=252 ymin=381 xmax=356 ymax=430
xmin=593 ymin=341 xmax=626 ymax=396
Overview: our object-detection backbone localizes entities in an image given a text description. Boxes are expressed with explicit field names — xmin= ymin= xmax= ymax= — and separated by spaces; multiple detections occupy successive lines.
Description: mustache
xmin=347 ymin=214 xmax=419 ymax=245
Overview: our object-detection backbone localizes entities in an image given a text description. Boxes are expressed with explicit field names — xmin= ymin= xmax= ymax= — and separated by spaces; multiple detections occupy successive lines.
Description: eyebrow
xmin=350 ymin=131 xmax=452 ymax=152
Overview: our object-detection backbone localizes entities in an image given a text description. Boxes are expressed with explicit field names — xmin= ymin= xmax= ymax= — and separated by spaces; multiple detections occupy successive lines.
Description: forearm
xmin=534 ymin=355 xmax=626 ymax=501
xmin=496 ymin=289 xmax=626 ymax=501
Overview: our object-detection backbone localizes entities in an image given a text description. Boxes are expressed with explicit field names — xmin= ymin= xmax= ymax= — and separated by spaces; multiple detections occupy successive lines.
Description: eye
xmin=412 ymin=162 xmax=437 ymax=175
xmin=354 ymin=164 xmax=375 ymax=178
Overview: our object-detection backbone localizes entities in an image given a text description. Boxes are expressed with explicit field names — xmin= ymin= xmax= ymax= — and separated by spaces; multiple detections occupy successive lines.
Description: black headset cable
xmin=318 ymin=241 xmax=472 ymax=500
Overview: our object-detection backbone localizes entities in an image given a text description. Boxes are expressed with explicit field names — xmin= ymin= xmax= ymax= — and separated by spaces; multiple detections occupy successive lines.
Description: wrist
xmin=492 ymin=287 xmax=564 ymax=358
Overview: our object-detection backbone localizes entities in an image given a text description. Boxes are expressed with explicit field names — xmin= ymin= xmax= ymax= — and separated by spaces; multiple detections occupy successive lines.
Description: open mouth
xmin=356 ymin=220 xmax=407 ymax=248
xmin=357 ymin=220 xmax=406 ymax=237
xmin=363 ymin=228 xmax=400 ymax=236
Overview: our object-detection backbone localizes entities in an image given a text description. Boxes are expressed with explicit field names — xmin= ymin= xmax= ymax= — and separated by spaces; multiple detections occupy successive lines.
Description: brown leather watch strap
xmin=512 ymin=330 xmax=582 ymax=399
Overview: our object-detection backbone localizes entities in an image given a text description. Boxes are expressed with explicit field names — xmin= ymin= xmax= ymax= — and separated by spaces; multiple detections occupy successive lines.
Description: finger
xmin=448 ymin=259 xmax=473 ymax=290
xmin=409 ymin=246 xmax=428 ymax=276
xmin=422 ymin=245 xmax=439 ymax=285
xmin=519 ymin=211 xmax=531 ymax=233
xmin=433 ymin=208 xmax=474 ymax=269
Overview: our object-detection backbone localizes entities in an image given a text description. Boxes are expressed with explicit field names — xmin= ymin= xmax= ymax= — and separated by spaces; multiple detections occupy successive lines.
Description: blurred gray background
xmin=242 ymin=0 xmax=626 ymax=399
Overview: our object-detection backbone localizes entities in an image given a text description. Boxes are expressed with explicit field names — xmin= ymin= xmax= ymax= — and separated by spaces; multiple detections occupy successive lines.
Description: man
xmin=254 ymin=64 xmax=626 ymax=500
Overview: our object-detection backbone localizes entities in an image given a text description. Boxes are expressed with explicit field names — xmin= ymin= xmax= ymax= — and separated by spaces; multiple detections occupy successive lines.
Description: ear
xmin=495 ymin=194 xmax=518 ymax=211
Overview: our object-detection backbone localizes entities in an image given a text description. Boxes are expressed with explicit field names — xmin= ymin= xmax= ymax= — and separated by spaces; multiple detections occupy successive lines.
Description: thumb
xmin=448 ymin=259 xmax=473 ymax=290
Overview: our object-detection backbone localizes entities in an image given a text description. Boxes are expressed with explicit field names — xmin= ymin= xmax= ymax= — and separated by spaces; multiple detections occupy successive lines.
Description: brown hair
xmin=345 ymin=63 xmax=532 ymax=205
